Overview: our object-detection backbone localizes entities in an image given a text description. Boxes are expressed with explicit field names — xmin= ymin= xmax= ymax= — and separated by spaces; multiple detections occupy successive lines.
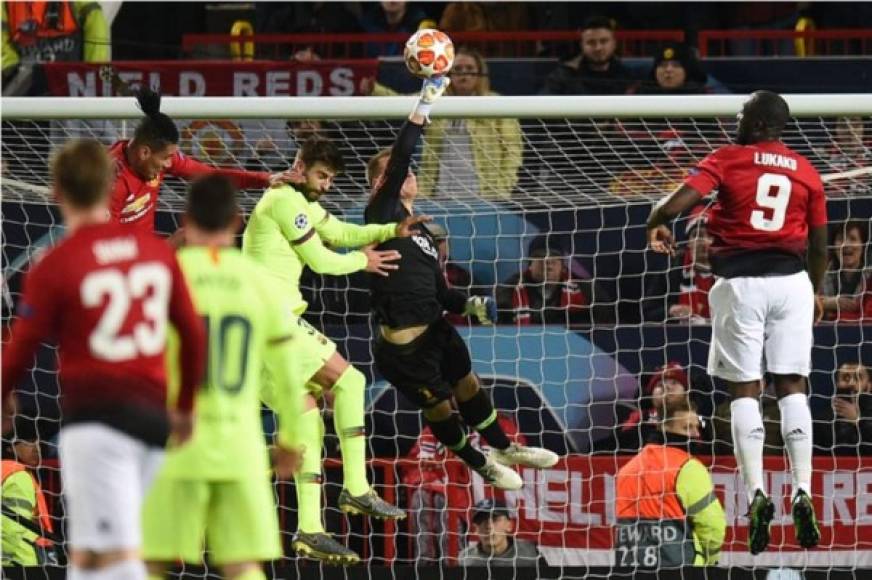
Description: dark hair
xmin=51 ymin=138 xmax=113 ymax=208
xmin=829 ymin=220 xmax=869 ymax=269
xmin=582 ymin=15 xmax=615 ymax=32
xmin=745 ymin=90 xmax=790 ymax=138
xmin=186 ymin=174 xmax=239 ymax=232
xmin=299 ymin=136 xmax=345 ymax=173
xmin=132 ymin=87 xmax=180 ymax=150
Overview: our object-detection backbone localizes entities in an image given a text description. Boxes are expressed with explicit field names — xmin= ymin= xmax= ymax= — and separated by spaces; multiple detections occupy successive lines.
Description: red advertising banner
xmin=43 ymin=60 xmax=379 ymax=97
xmin=444 ymin=455 xmax=872 ymax=566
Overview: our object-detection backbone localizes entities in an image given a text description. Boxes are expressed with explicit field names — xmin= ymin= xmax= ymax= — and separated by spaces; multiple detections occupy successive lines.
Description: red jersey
xmin=2 ymin=223 xmax=206 ymax=430
xmin=684 ymin=141 xmax=827 ymax=275
xmin=677 ymin=252 xmax=714 ymax=319
xmin=108 ymin=140 xmax=271 ymax=234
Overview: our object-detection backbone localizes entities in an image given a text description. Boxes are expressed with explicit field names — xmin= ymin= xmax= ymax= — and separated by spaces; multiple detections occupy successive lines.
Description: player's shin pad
xmin=332 ymin=366 xmax=369 ymax=496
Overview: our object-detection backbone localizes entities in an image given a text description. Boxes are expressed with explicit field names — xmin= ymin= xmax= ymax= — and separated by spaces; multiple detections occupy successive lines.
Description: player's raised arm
xmin=365 ymin=77 xmax=450 ymax=224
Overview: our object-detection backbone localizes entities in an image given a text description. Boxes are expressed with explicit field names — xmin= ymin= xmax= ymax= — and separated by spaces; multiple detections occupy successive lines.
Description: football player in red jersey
xmin=646 ymin=91 xmax=828 ymax=555
xmin=2 ymin=140 xmax=207 ymax=579
xmin=108 ymin=88 xmax=291 ymax=235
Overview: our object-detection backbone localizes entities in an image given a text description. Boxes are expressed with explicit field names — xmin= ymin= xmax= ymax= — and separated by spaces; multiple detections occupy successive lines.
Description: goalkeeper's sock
xmin=731 ymin=397 xmax=767 ymax=504
xmin=332 ymin=366 xmax=370 ymax=497
xmin=427 ymin=414 xmax=487 ymax=469
xmin=294 ymin=407 xmax=326 ymax=534
xmin=457 ymin=388 xmax=511 ymax=451
xmin=778 ymin=392 xmax=813 ymax=499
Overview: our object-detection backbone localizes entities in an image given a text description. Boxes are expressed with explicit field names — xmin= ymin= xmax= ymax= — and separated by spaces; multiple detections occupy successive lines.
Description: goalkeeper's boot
xmin=748 ymin=490 xmax=776 ymax=555
xmin=291 ymin=531 xmax=360 ymax=566
xmin=792 ymin=490 xmax=821 ymax=549
xmin=475 ymin=456 xmax=523 ymax=491
xmin=492 ymin=443 xmax=559 ymax=469
xmin=338 ymin=488 xmax=406 ymax=521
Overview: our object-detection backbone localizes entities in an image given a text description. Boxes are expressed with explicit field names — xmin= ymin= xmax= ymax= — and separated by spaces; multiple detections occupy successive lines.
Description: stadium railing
xmin=698 ymin=28 xmax=872 ymax=57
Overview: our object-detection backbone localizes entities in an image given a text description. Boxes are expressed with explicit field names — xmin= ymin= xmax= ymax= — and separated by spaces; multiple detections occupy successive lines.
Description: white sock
xmin=94 ymin=559 xmax=147 ymax=580
xmin=778 ymin=392 xmax=813 ymax=500
xmin=731 ymin=397 xmax=767 ymax=503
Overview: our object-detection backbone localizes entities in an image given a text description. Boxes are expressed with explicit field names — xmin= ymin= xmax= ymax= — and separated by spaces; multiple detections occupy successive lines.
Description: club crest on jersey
xmin=294 ymin=213 xmax=309 ymax=230
xmin=412 ymin=234 xmax=438 ymax=260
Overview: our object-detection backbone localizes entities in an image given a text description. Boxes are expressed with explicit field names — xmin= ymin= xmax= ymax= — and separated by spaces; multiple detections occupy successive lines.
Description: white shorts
xmin=707 ymin=271 xmax=814 ymax=382
xmin=59 ymin=423 xmax=165 ymax=552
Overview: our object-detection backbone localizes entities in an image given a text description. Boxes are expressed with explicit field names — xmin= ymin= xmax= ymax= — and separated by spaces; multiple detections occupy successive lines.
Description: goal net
xmin=3 ymin=94 xmax=872 ymax=576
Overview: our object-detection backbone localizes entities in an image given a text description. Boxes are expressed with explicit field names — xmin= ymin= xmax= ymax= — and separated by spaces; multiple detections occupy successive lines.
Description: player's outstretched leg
xmin=329 ymin=364 xmax=404 ymax=521
xmin=423 ymin=401 xmax=522 ymax=491
xmin=453 ymin=374 xmax=558 ymax=469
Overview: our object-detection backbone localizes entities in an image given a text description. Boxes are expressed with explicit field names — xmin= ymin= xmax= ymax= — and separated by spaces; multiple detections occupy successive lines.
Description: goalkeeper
xmin=143 ymin=175 xmax=302 ymax=580
xmin=242 ymin=133 xmax=427 ymax=564
xmin=364 ymin=77 xmax=558 ymax=490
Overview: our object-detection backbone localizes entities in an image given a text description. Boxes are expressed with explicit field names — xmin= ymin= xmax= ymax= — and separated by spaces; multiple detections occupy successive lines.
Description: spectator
xmin=541 ymin=15 xmax=635 ymax=95
xmin=360 ymin=1 xmax=427 ymax=57
xmin=459 ymin=499 xmax=542 ymax=567
xmin=814 ymin=362 xmax=872 ymax=456
xmin=1 ymin=418 xmax=56 ymax=566
xmin=637 ymin=43 xmax=708 ymax=95
xmin=497 ymin=237 xmax=613 ymax=326
xmin=402 ymin=413 xmax=524 ymax=563
xmin=368 ymin=48 xmax=523 ymax=199
xmin=669 ymin=206 xmax=714 ymax=323
xmin=825 ymin=117 xmax=871 ymax=196
xmin=821 ymin=221 xmax=872 ymax=322
xmin=429 ymin=223 xmax=475 ymax=326
xmin=254 ymin=2 xmax=364 ymax=58
xmin=617 ymin=362 xmax=690 ymax=452
xmin=2 ymin=1 xmax=110 ymax=95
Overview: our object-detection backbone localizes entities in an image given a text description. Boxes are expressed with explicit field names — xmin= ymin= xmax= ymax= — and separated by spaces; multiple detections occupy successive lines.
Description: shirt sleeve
xmin=315 ymin=209 xmax=396 ymax=249
xmin=683 ymin=150 xmax=725 ymax=197
xmin=806 ymin=170 xmax=828 ymax=228
xmin=1 ymin=263 xmax=59 ymax=402
xmin=167 ymin=150 xmax=270 ymax=190
xmin=675 ymin=458 xmax=726 ymax=566
xmin=166 ymin=253 xmax=206 ymax=412
xmin=435 ymin=261 xmax=468 ymax=314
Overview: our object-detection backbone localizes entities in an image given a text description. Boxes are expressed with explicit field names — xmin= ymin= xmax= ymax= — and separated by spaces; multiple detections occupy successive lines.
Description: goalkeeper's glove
xmin=414 ymin=76 xmax=450 ymax=122
xmin=463 ymin=296 xmax=497 ymax=325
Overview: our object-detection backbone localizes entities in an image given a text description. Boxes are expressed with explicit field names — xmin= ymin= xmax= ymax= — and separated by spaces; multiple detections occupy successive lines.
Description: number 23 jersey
xmin=683 ymin=141 xmax=827 ymax=275
xmin=2 ymin=223 xmax=205 ymax=429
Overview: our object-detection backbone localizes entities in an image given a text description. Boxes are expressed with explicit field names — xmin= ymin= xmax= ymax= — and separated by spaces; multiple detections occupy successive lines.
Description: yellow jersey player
xmin=142 ymin=175 xmax=303 ymax=579
xmin=242 ymin=127 xmax=429 ymax=564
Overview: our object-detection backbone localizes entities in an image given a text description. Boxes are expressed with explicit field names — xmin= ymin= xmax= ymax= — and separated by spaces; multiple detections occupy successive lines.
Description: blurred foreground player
xmin=143 ymin=175 xmax=303 ymax=580
xmin=109 ymin=88 xmax=291 ymax=234
xmin=615 ymin=401 xmax=725 ymax=567
xmin=243 ymin=135 xmax=427 ymax=564
xmin=647 ymin=90 xmax=827 ymax=554
xmin=365 ymin=77 xmax=558 ymax=491
xmin=2 ymin=139 xmax=206 ymax=579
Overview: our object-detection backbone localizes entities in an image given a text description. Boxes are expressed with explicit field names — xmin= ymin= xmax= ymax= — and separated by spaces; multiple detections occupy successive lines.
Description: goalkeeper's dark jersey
xmin=365 ymin=121 xmax=467 ymax=329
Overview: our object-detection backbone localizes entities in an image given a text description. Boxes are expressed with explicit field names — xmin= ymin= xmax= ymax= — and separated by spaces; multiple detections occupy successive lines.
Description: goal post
xmin=2 ymin=94 xmax=872 ymax=572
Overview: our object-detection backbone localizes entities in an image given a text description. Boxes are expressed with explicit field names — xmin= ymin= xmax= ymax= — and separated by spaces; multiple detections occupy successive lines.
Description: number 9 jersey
xmin=683 ymin=141 xmax=827 ymax=278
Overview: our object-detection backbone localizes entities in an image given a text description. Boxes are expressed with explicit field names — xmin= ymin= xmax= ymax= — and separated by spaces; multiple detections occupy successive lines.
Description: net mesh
xmin=2 ymin=107 xmax=872 ymax=575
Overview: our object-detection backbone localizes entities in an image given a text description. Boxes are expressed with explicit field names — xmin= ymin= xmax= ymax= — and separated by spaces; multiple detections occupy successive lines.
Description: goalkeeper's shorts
xmin=142 ymin=475 xmax=281 ymax=565
xmin=373 ymin=318 xmax=472 ymax=408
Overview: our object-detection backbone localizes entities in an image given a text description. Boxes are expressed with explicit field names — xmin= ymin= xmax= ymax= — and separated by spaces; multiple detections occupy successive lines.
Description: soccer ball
xmin=404 ymin=29 xmax=454 ymax=79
